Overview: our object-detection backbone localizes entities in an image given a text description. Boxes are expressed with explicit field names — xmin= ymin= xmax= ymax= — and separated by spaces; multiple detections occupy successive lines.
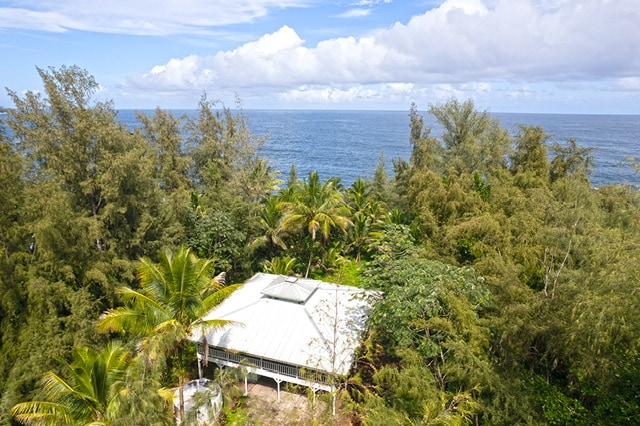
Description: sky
xmin=1 ymin=0 xmax=639 ymax=113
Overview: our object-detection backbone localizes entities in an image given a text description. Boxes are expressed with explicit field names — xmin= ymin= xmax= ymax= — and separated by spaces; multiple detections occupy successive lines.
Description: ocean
xmin=123 ymin=110 xmax=639 ymax=188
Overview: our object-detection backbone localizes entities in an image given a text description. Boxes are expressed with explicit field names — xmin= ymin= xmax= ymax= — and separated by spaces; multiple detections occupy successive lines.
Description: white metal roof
xmin=191 ymin=273 xmax=376 ymax=376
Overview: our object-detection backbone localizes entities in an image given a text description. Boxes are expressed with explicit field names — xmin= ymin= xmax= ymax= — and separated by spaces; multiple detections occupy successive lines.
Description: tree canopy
xmin=2 ymin=67 xmax=639 ymax=425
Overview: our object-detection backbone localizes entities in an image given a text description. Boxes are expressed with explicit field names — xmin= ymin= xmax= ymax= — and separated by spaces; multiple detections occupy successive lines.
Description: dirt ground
xmin=235 ymin=378 xmax=351 ymax=425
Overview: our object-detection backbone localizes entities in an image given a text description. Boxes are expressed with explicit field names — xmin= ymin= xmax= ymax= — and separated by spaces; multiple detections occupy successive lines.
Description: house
xmin=190 ymin=273 xmax=377 ymax=401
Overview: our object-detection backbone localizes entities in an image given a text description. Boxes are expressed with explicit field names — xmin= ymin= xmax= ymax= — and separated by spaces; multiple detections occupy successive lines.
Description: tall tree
xmin=549 ymin=138 xmax=595 ymax=182
xmin=4 ymin=65 xmax=166 ymax=260
xmin=429 ymin=98 xmax=511 ymax=177
xmin=510 ymin=125 xmax=550 ymax=188
xmin=0 ymin=125 xmax=26 ymax=395
xmin=185 ymin=96 xmax=276 ymax=276
xmin=0 ymin=125 xmax=24 ymax=258
xmin=96 ymin=246 xmax=239 ymax=420
xmin=370 ymin=151 xmax=392 ymax=207
xmin=408 ymin=102 xmax=441 ymax=172
xmin=136 ymin=108 xmax=192 ymax=246
xmin=186 ymin=95 xmax=271 ymax=210
xmin=136 ymin=108 xmax=191 ymax=194
xmin=360 ymin=227 xmax=537 ymax=424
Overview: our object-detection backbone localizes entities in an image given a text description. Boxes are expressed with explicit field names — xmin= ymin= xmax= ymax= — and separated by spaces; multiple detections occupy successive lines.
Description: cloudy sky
xmin=1 ymin=0 xmax=639 ymax=113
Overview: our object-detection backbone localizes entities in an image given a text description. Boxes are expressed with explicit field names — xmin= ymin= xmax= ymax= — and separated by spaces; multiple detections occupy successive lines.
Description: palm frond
xmin=201 ymin=283 xmax=241 ymax=313
xmin=96 ymin=306 xmax=156 ymax=335
xmin=11 ymin=401 xmax=75 ymax=426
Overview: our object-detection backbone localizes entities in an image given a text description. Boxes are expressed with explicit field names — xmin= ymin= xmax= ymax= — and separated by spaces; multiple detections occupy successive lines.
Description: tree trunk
xmin=305 ymin=253 xmax=312 ymax=278
xmin=179 ymin=375 xmax=185 ymax=422
xmin=178 ymin=343 xmax=186 ymax=422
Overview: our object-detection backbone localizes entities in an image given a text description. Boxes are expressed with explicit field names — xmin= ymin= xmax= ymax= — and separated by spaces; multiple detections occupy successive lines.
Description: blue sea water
xmin=119 ymin=109 xmax=640 ymax=188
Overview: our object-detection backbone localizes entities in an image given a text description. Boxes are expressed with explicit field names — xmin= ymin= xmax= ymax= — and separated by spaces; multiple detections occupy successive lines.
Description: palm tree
xmin=347 ymin=211 xmax=384 ymax=263
xmin=346 ymin=178 xmax=385 ymax=263
xmin=96 ymin=246 xmax=239 ymax=421
xmin=251 ymin=195 xmax=287 ymax=251
xmin=11 ymin=341 xmax=130 ymax=426
xmin=279 ymin=171 xmax=352 ymax=277
xmin=262 ymin=256 xmax=298 ymax=275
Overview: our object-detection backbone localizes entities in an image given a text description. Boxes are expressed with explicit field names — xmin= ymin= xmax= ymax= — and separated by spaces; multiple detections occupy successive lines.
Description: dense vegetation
xmin=1 ymin=66 xmax=639 ymax=425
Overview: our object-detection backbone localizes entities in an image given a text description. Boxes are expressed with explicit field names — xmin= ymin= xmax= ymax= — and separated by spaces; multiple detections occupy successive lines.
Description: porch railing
xmin=197 ymin=344 xmax=331 ymax=384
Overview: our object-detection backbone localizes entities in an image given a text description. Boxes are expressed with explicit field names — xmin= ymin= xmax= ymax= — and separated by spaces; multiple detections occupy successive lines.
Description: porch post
xmin=274 ymin=377 xmax=283 ymax=403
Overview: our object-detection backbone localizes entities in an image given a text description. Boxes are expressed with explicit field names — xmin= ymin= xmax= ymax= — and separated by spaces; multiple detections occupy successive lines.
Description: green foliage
xmin=549 ymin=138 xmax=595 ymax=182
xmin=401 ymin=99 xmax=640 ymax=424
xmin=472 ymin=171 xmax=492 ymax=202
xmin=2 ymin=67 xmax=639 ymax=425
xmin=428 ymin=98 xmax=511 ymax=177
xmin=280 ymin=171 xmax=350 ymax=243
xmin=278 ymin=171 xmax=352 ymax=277
xmin=287 ymin=163 xmax=299 ymax=187
xmin=321 ymin=260 xmax=363 ymax=288
xmin=184 ymin=95 xmax=279 ymax=277
xmin=364 ymin=251 xmax=490 ymax=360
xmin=408 ymin=102 xmax=441 ymax=172
xmin=107 ymin=353 xmax=174 ymax=425
xmin=251 ymin=194 xmax=287 ymax=252
xmin=185 ymin=206 xmax=246 ymax=273
xmin=526 ymin=377 xmax=590 ymax=425
xmin=6 ymin=65 xmax=168 ymax=260
xmin=344 ymin=178 xmax=386 ymax=263
xmin=97 ymin=246 xmax=238 ymax=344
xmin=262 ymin=256 xmax=298 ymax=275
xmin=361 ymin=238 xmax=543 ymax=423
xmin=11 ymin=341 xmax=131 ymax=425
xmin=186 ymin=94 xmax=274 ymax=217
xmin=2 ymin=282 xmax=104 ymax=412
xmin=360 ymin=234 xmax=494 ymax=419
xmin=511 ymin=125 xmax=550 ymax=188
xmin=0 ymin=68 xmax=277 ymax=415
xmin=371 ymin=151 xmax=393 ymax=205
xmin=0 ymin=126 xmax=24 ymax=254
xmin=0 ymin=127 xmax=28 ymax=400
xmin=97 ymin=246 xmax=239 ymax=419
xmin=136 ymin=107 xmax=192 ymax=194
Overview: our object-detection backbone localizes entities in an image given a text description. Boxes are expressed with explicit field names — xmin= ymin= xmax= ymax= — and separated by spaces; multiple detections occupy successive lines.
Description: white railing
xmin=197 ymin=344 xmax=331 ymax=384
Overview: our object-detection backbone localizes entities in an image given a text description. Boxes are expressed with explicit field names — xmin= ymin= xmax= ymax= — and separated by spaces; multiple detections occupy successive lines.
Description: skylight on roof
xmin=260 ymin=275 xmax=318 ymax=304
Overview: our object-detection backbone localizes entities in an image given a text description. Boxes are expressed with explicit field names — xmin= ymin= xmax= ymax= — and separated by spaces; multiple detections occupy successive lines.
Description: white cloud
xmin=279 ymin=82 xmax=414 ymax=104
xmin=133 ymin=1 xmax=637 ymax=84
xmin=0 ymin=0 xmax=309 ymax=35
xmin=4 ymin=0 xmax=638 ymax=112
xmin=0 ymin=8 xmax=73 ymax=32
xmin=355 ymin=0 xmax=393 ymax=5
xmin=113 ymin=0 xmax=640 ymax=110
xmin=335 ymin=8 xmax=372 ymax=18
